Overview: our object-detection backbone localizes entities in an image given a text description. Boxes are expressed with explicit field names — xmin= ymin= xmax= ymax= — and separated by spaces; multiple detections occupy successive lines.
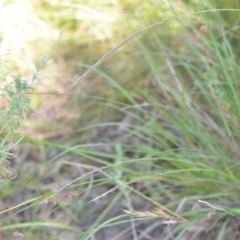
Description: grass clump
xmin=63 ymin=7 xmax=240 ymax=239
xmin=1 ymin=1 xmax=240 ymax=240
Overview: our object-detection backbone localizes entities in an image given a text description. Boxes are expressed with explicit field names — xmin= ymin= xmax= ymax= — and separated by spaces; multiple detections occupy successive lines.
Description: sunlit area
xmin=1 ymin=0 xmax=240 ymax=239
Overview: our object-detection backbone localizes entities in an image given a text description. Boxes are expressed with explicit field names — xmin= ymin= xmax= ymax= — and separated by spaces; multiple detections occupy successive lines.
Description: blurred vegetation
xmin=1 ymin=0 xmax=240 ymax=239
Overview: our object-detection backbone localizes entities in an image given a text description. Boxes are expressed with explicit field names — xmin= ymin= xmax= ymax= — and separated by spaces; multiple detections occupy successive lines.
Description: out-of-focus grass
xmin=1 ymin=0 xmax=240 ymax=239
xmin=2 ymin=0 xmax=184 ymax=139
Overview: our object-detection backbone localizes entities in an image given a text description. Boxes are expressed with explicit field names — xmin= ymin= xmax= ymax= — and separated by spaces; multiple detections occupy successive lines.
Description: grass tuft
xmin=1 ymin=1 xmax=240 ymax=239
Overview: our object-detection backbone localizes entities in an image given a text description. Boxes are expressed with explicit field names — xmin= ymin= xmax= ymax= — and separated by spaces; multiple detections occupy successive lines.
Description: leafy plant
xmin=0 ymin=55 xmax=49 ymax=179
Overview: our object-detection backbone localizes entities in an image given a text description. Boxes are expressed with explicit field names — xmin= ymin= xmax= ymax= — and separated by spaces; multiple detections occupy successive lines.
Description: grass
xmin=1 ymin=0 xmax=240 ymax=239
